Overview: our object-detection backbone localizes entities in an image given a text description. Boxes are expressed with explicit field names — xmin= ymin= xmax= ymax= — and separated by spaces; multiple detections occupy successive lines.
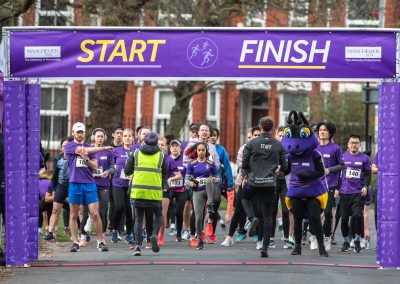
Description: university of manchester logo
xmin=24 ymin=46 xmax=61 ymax=59
xmin=187 ymin=37 xmax=218 ymax=69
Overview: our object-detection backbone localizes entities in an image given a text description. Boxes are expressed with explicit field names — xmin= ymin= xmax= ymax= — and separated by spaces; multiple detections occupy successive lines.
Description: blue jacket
xmin=216 ymin=144 xmax=234 ymax=188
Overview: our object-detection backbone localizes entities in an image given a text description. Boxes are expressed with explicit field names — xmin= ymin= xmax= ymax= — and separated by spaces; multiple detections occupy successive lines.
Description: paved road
xmin=4 ymin=211 xmax=399 ymax=284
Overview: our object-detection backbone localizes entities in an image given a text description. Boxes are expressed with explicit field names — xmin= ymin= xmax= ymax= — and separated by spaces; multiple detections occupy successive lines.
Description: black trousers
xmin=242 ymin=185 xmax=275 ymax=249
xmin=271 ymin=179 xmax=289 ymax=239
xmin=340 ymin=193 xmax=364 ymax=238
xmin=322 ymin=189 xmax=336 ymax=237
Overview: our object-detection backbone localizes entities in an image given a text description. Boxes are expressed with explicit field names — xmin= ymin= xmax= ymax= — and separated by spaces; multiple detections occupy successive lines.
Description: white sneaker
xmin=256 ymin=241 xmax=263 ymax=250
xmin=324 ymin=236 xmax=331 ymax=252
xmin=84 ymin=216 xmax=93 ymax=233
xmin=360 ymin=238 xmax=366 ymax=249
xmin=221 ymin=236 xmax=234 ymax=247
xmin=309 ymin=235 xmax=318 ymax=250
xmin=350 ymin=239 xmax=355 ymax=248
xmin=244 ymin=219 xmax=251 ymax=231
xmin=38 ymin=228 xmax=43 ymax=235
xmin=182 ymin=230 xmax=190 ymax=241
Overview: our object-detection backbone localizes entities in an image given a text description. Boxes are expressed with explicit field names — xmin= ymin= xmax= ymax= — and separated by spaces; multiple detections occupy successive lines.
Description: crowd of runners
xmin=37 ymin=114 xmax=378 ymax=258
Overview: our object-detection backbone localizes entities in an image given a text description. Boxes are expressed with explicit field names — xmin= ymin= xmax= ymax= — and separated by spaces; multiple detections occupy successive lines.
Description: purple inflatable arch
xmin=0 ymin=27 xmax=399 ymax=268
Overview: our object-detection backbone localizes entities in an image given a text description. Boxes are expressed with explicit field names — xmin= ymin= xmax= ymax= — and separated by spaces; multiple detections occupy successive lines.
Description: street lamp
xmin=361 ymin=82 xmax=378 ymax=155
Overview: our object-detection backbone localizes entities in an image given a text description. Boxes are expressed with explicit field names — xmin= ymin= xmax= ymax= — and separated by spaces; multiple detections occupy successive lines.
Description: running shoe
xmin=278 ymin=224 xmax=283 ymax=231
xmin=169 ymin=226 xmax=177 ymax=236
xmin=309 ymin=235 xmax=318 ymax=250
xmin=97 ymin=242 xmax=108 ymax=252
xmin=208 ymin=234 xmax=217 ymax=244
xmin=319 ymin=247 xmax=329 ymax=257
xmin=283 ymin=240 xmax=293 ymax=249
xmin=176 ymin=234 xmax=182 ymax=242
xmin=84 ymin=217 xmax=92 ymax=233
xmin=256 ymin=241 xmax=263 ymax=250
xmin=133 ymin=245 xmax=141 ymax=256
xmin=364 ymin=240 xmax=370 ymax=250
xmin=350 ymin=239 xmax=355 ymax=248
xmin=235 ymin=233 xmax=247 ymax=242
xmin=331 ymin=236 xmax=337 ymax=245
xmin=289 ymin=235 xmax=296 ymax=246
xmin=63 ymin=227 xmax=71 ymax=235
xmin=206 ymin=223 xmax=213 ymax=237
xmin=354 ymin=240 xmax=362 ymax=253
xmin=38 ymin=228 xmax=43 ymax=235
xmin=248 ymin=217 xmax=259 ymax=237
xmin=44 ymin=232 xmax=54 ymax=241
xmin=70 ymin=242 xmax=80 ymax=252
xmin=339 ymin=242 xmax=351 ymax=253
xmin=221 ymin=236 xmax=234 ymax=247
xmin=324 ymin=236 xmax=332 ymax=252
xmin=85 ymin=232 xmax=91 ymax=242
xmin=158 ymin=234 xmax=165 ymax=246
xmin=244 ymin=219 xmax=251 ymax=231
xmin=291 ymin=245 xmax=301 ymax=255
xmin=111 ymin=230 xmax=119 ymax=243
xmin=189 ymin=238 xmax=198 ymax=248
xmin=253 ymin=235 xmax=259 ymax=243
xmin=268 ymin=240 xmax=276 ymax=248
xmin=206 ymin=203 xmax=215 ymax=215
xmin=197 ymin=239 xmax=204 ymax=250
xmin=260 ymin=249 xmax=269 ymax=258
xmin=145 ymin=240 xmax=152 ymax=249
xmin=150 ymin=235 xmax=160 ymax=253
xmin=125 ymin=233 xmax=134 ymax=245
xmin=182 ymin=230 xmax=190 ymax=241
xmin=79 ymin=238 xmax=87 ymax=247
xmin=360 ymin=238 xmax=366 ymax=249
xmin=220 ymin=220 xmax=226 ymax=230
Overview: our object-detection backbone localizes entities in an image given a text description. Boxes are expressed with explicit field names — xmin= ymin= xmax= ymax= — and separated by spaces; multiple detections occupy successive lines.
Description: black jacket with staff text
xmin=242 ymin=132 xmax=288 ymax=188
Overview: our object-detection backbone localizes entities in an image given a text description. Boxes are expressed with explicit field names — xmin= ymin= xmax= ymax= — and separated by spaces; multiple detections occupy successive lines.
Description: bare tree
xmin=0 ymin=0 xmax=35 ymax=40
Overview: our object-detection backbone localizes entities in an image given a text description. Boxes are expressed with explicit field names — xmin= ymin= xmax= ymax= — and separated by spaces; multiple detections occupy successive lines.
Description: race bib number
xmin=76 ymin=157 xmax=87 ymax=168
xmin=346 ymin=168 xmax=361 ymax=179
xmin=120 ymin=170 xmax=132 ymax=180
xmin=170 ymin=179 xmax=183 ymax=188
xmin=93 ymin=167 xmax=103 ymax=177
xmin=196 ymin=178 xmax=207 ymax=186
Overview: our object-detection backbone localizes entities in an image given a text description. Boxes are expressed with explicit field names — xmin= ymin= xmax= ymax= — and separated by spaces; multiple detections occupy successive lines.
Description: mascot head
xmin=281 ymin=110 xmax=318 ymax=156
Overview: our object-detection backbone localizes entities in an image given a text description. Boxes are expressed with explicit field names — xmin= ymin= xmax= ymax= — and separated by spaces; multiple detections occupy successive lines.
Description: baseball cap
xmin=72 ymin=122 xmax=86 ymax=132
xmin=170 ymin=139 xmax=181 ymax=146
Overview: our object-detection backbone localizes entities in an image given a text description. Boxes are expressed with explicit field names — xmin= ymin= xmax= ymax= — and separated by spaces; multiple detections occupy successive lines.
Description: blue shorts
xmin=68 ymin=182 xmax=98 ymax=205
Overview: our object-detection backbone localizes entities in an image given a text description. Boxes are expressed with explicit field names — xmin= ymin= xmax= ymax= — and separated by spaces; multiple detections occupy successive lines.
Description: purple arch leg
xmin=4 ymin=80 xmax=27 ymax=266
xmin=378 ymin=82 xmax=400 ymax=268
xmin=26 ymin=84 xmax=40 ymax=260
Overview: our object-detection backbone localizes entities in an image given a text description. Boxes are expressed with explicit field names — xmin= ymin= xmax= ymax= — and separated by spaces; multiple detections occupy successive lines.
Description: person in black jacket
xmin=242 ymin=116 xmax=288 ymax=258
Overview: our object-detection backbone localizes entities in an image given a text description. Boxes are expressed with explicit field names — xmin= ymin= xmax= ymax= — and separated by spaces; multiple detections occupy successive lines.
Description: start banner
xmin=6 ymin=28 xmax=397 ymax=80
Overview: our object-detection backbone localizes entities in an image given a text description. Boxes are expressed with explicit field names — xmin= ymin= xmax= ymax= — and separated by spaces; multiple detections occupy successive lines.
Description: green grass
xmin=42 ymin=217 xmax=71 ymax=243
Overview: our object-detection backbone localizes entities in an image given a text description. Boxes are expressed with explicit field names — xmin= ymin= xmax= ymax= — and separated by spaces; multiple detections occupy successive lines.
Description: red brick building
xmin=21 ymin=0 xmax=399 ymax=159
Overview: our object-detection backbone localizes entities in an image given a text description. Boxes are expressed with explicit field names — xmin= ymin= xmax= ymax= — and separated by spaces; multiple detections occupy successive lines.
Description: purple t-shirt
xmin=94 ymin=150 xmax=114 ymax=188
xmin=39 ymin=178 xmax=52 ymax=200
xmin=186 ymin=159 xmax=218 ymax=191
xmin=64 ymin=141 xmax=96 ymax=184
xmin=317 ymin=141 xmax=342 ymax=189
xmin=169 ymin=154 xmax=186 ymax=192
xmin=340 ymin=151 xmax=372 ymax=195
xmin=113 ymin=145 xmax=135 ymax=188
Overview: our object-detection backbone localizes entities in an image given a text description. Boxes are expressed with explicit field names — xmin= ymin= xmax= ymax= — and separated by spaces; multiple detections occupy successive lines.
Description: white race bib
xmin=196 ymin=178 xmax=207 ymax=186
xmin=76 ymin=157 xmax=88 ymax=168
xmin=170 ymin=179 xmax=183 ymax=188
xmin=120 ymin=170 xmax=132 ymax=180
xmin=93 ymin=167 xmax=103 ymax=177
xmin=346 ymin=168 xmax=361 ymax=179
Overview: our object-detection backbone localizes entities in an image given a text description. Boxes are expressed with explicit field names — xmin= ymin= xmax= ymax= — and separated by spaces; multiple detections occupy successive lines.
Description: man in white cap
xmin=64 ymin=122 xmax=113 ymax=252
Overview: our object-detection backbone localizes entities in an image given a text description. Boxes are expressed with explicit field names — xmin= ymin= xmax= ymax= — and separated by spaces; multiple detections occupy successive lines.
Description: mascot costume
xmin=281 ymin=110 xmax=329 ymax=257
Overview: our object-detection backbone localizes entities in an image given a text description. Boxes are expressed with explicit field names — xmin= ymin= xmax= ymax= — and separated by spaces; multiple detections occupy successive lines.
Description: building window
xmin=289 ymin=0 xmax=309 ymax=27
xmin=346 ymin=0 xmax=379 ymax=27
xmin=279 ymin=92 xmax=309 ymax=126
xmin=36 ymin=0 xmax=73 ymax=26
xmin=158 ymin=0 xmax=193 ymax=26
xmin=246 ymin=1 xmax=266 ymax=27
xmin=40 ymin=85 xmax=70 ymax=150
xmin=154 ymin=89 xmax=176 ymax=135
xmin=207 ymin=90 xmax=220 ymax=129
xmin=85 ymin=85 xmax=94 ymax=120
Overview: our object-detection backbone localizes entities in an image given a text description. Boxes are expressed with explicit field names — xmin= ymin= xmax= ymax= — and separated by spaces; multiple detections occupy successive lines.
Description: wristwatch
xmin=84 ymin=157 xmax=89 ymax=162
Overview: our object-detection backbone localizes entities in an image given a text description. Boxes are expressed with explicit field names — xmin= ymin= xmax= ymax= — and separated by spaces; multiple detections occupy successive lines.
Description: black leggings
xmin=228 ymin=187 xmax=246 ymax=237
xmin=39 ymin=200 xmax=53 ymax=228
xmin=98 ymin=187 xmax=109 ymax=233
xmin=322 ymin=190 xmax=335 ymax=237
xmin=170 ymin=191 xmax=187 ymax=237
xmin=271 ymin=179 xmax=289 ymax=239
xmin=292 ymin=198 xmax=324 ymax=248
xmin=112 ymin=186 xmax=133 ymax=234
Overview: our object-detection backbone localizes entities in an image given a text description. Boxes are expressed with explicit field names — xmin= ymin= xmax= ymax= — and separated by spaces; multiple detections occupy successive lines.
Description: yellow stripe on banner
xmin=238 ymin=65 xmax=326 ymax=69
